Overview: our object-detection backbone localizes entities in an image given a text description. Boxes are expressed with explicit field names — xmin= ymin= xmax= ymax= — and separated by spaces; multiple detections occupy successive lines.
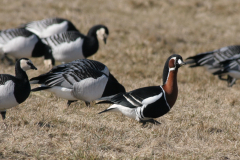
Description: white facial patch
xmin=96 ymin=28 xmax=106 ymax=40
xmin=20 ymin=59 xmax=32 ymax=71
xmin=178 ymin=59 xmax=184 ymax=65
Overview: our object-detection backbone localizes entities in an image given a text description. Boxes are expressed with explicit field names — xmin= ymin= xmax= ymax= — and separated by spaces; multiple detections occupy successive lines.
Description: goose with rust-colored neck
xmin=97 ymin=54 xmax=185 ymax=125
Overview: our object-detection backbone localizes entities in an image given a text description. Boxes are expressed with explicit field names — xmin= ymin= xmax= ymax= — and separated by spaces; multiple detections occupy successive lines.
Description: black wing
xmin=99 ymin=86 xmax=163 ymax=108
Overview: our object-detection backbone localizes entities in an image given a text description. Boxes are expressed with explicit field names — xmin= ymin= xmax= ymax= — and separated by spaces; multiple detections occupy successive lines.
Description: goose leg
xmin=227 ymin=76 xmax=236 ymax=87
xmin=1 ymin=111 xmax=6 ymax=120
xmin=2 ymin=54 xmax=14 ymax=65
xmin=218 ymin=75 xmax=228 ymax=81
xmin=65 ymin=100 xmax=77 ymax=108
xmin=85 ymin=102 xmax=90 ymax=107
xmin=140 ymin=119 xmax=161 ymax=125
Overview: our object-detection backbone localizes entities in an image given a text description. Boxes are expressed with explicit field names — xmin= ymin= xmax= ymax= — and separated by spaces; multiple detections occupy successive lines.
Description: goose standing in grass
xmin=23 ymin=17 xmax=79 ymax=38
xmin=185 ymin=45 xmax=240 ymax=86
xmin=41 ymin=25 xmax=109 ymax=65
xmin=0 ymin=58 xmax=37 ymax=120
xmin=97 ymin=54 xmax=185 ymax=125
xmin=30 ymin=59 xmax=125 ymax=107
xmin=0 ymin=27 xmax=52 ymax=65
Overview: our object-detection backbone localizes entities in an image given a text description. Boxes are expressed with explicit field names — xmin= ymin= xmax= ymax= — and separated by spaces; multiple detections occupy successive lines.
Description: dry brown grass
xmin=1 ymin=0 xmax=240 ymax=159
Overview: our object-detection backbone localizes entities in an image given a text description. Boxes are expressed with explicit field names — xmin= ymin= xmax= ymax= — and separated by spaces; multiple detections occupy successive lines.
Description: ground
xmin=0 ymin=0 xmax=240 ymax=159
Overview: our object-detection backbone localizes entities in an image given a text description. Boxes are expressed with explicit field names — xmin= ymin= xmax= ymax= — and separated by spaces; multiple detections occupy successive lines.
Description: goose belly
xmin=52 ymin=38 xmax=84 ymax=63
xmin=46 ymin=86 xmax=77 ymax=100
xmin=1 ymin=35 xmax=38 ymax=58
xmin=72 ymin=75 xmax=108 ymax=102
xmin=228 ymin=71 xmax=240 ymax=79
xmin=110 ymin=104 xmax=137 ymax=120
xmin=0 ymin=81 xmax=18 ymax=111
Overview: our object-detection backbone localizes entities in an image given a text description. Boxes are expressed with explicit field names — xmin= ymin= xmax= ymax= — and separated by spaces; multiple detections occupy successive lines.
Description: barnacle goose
xmin=186 ymin=45 xmax=240 ymax=86
xmin=23 ymin=17 xmax=78 ymax=38
xmin=0 ymin=27 xmax=52 ymax=65
xmin=41 ymin=25 xmax=109 ymax=65
xmin=0 ymin=58 xmax=37 ymax=120
xmin=97 ymin=54 xmax=185 ymax=125
xmin=30 ymin=59 xmax=125 ymax=107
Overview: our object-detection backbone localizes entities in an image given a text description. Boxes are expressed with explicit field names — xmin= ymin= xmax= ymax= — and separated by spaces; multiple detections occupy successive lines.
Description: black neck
xmin=82 ymin=36 xmax=99 ymax=58
xmin=15 ymin=61 xmax=28 ymax=80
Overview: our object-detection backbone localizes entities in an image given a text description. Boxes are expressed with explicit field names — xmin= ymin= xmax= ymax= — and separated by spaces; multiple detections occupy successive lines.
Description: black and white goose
xmin=30 ymin=59 xmax=125 ymax=107
xmin=0 ymin=58 xmax=37 ymax=120
xmin=97 ymin=54 xmax=185 ymax=125
xmin=0 ymin=27 xmax=51 ymax=65
xmin=41 ymin=25 xmax=109 ymax=65
xmin=23 ymin=17 xmax=79 ymax=38
xmin=212 ymin=54 xmax=240 ymax=87
xmin=186 ymin=45 xmax=240 ymax=86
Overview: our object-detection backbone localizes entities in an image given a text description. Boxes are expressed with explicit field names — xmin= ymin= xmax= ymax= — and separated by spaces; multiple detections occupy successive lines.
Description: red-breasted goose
xmin=97 ymin=54 xmax=185 ymax=125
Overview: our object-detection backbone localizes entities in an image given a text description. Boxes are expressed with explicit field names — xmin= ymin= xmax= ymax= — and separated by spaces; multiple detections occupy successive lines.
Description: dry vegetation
xmin=1 ymin=0 xmax=240 ymax=159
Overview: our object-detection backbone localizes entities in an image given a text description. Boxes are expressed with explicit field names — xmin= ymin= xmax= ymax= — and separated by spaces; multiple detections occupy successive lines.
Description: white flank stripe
xmin=129 ymin=94 xmax=142 ymax=104
xmin=160 ymin=86 xmax=170 ymax=110
xmin=142 ymin=92 xmax=162 ymax=105
xmin=123 ymin=95 xmax=139 ymax=107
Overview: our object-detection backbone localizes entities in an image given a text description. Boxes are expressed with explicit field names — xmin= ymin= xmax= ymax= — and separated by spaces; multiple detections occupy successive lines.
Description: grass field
xmin=1 ymin=0 xmax=240 ymax=159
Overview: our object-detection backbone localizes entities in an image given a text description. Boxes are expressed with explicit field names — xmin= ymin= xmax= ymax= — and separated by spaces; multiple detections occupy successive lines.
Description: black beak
xmin=31 ymin=64 xmax=37 ymax=70
xmin=103 ymin=37 xmax=107 ymax=44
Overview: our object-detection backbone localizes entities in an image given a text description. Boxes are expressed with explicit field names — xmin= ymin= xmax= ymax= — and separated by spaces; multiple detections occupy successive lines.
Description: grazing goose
xmin=0 ymin=58 xmax=37 ymax=120
xmin=41 ymin=24 xmax=109 ymax=65
xmin=30 ymin=59 xmax=125 ymax=107
xmin=0 ymin=27 xmax=51 ymax=65
xmin=23 ymin=17 xmax=79 ymax=38
xmin=212 ymin=54 xmax=240 ymax=87
xmin=185 ymin=45 xmax=240 ymax=86
xmin=97 ymin=54 xmax=185 ymax=125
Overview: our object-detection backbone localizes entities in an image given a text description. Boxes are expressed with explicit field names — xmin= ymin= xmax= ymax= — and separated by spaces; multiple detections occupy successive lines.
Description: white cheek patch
xmin=20 ymin=59 xmax=32 ymax=71
xmin=178 ymin=59 xmax=184 ymax=65
xmin=96 ymin=28 xmax=106 ymax=40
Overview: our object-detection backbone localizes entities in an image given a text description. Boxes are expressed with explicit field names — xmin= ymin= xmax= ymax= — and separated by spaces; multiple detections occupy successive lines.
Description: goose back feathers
xmin=30 ymin=59 xmax=125 ymax=106
xmin=0 ymin=28 xmax=50 ymax=59
xmin=24 ymin=17 xmax=78 ymax=38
